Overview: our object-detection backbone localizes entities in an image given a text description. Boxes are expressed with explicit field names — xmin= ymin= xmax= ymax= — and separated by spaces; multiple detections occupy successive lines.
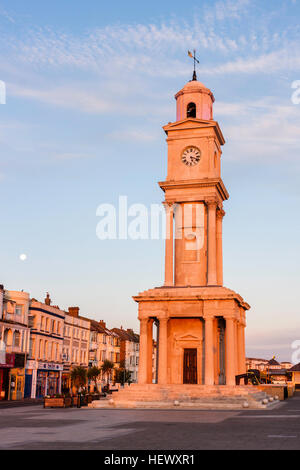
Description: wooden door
xmin=183 ymin=349 xmax=197 ymax=384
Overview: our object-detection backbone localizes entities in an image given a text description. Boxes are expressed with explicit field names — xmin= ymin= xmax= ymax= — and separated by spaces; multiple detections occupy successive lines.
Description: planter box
xmin=72 ymin=396 xmax=78 ymax=406
xmin=44 ymin=397 xmax=72 ymax=408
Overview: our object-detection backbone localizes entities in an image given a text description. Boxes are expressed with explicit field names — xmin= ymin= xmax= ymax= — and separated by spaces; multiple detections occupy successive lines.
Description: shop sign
xmin=0 ymin=353 xmax=15 ymax=368
xmin=38 ymin=362 xmax=63 ymax=371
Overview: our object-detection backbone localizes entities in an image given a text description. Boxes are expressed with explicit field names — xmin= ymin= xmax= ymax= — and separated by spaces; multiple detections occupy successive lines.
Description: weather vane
xmin=188 ymin=50 xmax=200 ymax=81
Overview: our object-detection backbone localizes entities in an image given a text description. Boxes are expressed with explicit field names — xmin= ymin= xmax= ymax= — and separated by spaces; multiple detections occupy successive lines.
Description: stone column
xmin=58 ymin=371 xmax=62 ymax=394
xmin=225 ymin=317 xmax=236 ymax=386
xmin=31 ymin=368 xmax=37 ymax=399
xmin=158 ymin=318 xmax=168 ymax=384
xmin=216 ymin=209 xmax=225 ymax=286
xmin=138 ymin=318 xmax=148 ymax=385
xmin=207 ymin=200 xmax=218 ymax=286
xmin=164 ymin=203 xmax=174 ymax=286
xmin=237 ymin=322 xmax=246 ymax=375
xmin=205 ymin=316 xmax=215 ymax=385
xmin=147 ymin=319 xmax=154 ymax=384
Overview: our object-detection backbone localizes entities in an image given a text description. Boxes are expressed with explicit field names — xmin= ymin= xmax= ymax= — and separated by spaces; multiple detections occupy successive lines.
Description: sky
xmin=0 ymin=0 xmax=300 ymax=361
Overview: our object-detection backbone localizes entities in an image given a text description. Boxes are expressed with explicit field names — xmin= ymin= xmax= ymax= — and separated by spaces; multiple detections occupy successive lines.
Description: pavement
xmin=0 ymin=398 xmax=43 ymax=409
xmin=1 ymin=393 xmax=300 ymax=450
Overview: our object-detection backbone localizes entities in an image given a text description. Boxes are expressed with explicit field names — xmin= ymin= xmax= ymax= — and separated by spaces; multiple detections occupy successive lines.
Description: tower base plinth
xmin=89 ymin=384 xmax=280 ymax=410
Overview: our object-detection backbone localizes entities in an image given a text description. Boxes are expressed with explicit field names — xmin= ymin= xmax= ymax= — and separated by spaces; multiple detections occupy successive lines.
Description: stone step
xmin=112 ymin=391 xmax=268 ymax=402
xmin=89 ymin=398 xmax=280 ymax=410
xmin=95 ymin=385 xmax=279 ymax=410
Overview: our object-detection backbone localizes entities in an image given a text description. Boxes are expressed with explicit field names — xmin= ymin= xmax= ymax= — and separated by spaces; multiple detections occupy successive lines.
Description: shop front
xmin=25 ymin=360 xmax=63 ymax=398
xmin=0 ymin=353 xmax=15 ymax=400
xmin=62 ymin=368 xmax=71 ymax=394
xmin=9 ymin=353 xmax=26 ymax=401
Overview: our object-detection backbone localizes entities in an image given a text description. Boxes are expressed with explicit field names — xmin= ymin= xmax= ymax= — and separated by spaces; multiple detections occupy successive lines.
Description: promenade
xmin=1 ymin=393 xmax=300 ymax=450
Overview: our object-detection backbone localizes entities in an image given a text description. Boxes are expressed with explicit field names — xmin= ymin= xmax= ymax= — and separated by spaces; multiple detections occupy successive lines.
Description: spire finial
xmin=188 ymin=49 xmax=200 ymax=81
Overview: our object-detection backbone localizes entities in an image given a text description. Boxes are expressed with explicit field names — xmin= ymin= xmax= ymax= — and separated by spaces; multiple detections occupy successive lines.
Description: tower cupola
xmin=175 ymin=80 xmax=215 ymax=122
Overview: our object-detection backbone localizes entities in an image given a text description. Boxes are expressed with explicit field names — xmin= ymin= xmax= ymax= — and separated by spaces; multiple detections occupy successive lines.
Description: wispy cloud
xmin=2 ymin=2 xmax=300 ymax=165
xmin=217 ymin=99 xmax=300 ymax=161
xmin=9 ymin=83 xmax=112 ymax=113
xmin=205 ymin=0 xmax=250 ymax=22
xmin=2 ymin=5 xmax=299 ymax=78
xmin=205 ymin=46 xmax=300 ymax=75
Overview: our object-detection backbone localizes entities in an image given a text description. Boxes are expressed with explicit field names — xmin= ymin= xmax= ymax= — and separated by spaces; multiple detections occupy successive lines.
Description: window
xmin=28 ymin=316 xmax=35 ymax=328
xmin=187 ymin=102 xmax=196 ymax=118
xmin=44 ymin=341 xmax=48 ymax=360
xmin=4 ymin=329 xmax=13 ymax=346
xmin=39 ymin=339 xmax=43 ymax=358
xmin=13 ymin=331 xmax=20 ymax=347
xmin=15 ymin=305 xmax=22 ymax=316
xmin=29 ymin=338 xmax=34 ymax=358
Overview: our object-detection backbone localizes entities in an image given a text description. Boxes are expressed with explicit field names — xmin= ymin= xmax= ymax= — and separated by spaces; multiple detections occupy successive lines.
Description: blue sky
xmin=0 ymin=0 xmax=300 ymax=361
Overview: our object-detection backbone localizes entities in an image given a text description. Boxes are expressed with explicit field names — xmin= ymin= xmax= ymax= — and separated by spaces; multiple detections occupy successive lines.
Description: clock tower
xmin=131 ymin=75 xmax=250 ymax=389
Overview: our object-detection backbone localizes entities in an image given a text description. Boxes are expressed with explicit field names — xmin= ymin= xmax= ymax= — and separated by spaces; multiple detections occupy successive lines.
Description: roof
xmin=268 ymin=358 xmax=280 ymax=366
xmin=268 ymin=369 xmax=287 ymax=375
xmin=65 ymin=311 xmax=92 ymax=323
xmin=289 ymin=363 xmax=300 ymax=372
xmin=111 ymin=328 xmax=139 ymax=343
xmin=246 ymin=357 xmax=269 ymax=362
xmin=175 ymin=79 xmax=215 ymax=101
xmin=90 ymin=319 xmax=116 ymax=337
xmin=30 ymin=300 xmax=65 ymax=318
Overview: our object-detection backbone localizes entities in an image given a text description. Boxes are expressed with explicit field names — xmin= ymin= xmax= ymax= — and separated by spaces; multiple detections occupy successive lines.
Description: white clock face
xmin=181 ymin=147 xmax=201 ymax=166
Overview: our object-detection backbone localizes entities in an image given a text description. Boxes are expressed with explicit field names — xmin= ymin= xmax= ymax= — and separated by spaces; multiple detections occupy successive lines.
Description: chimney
xmin=45 ymin=292 xmax=51 ymax=306
xmin=99 ymin=320 xmax=106 ymax=329
xmin=68 ymin=307 xmax=79 ymax=317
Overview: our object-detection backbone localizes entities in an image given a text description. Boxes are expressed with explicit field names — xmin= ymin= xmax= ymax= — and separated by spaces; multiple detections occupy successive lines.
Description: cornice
xmin=158 ymin=178 xmax=229 ymax=201
xmin=163 ymin=118 xmax=225 ymax=146
xmin=133 ymin=286 xmax=250 ymax=311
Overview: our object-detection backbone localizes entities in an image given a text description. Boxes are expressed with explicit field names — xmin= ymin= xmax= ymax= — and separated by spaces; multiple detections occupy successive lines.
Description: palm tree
xmin=115 ymin=367 xmax=131 ymax=386
xmin=87 ymin=366 xmax=101 ymax=393
xmin=70 ymin=366 xmax=87 ymax=394
xmin=101 ymin=360 xmax=114 ymax=387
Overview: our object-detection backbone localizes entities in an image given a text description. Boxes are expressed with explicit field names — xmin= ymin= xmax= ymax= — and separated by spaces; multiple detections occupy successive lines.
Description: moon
xmin=19 ymin=254 xmax=27 ymax=261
